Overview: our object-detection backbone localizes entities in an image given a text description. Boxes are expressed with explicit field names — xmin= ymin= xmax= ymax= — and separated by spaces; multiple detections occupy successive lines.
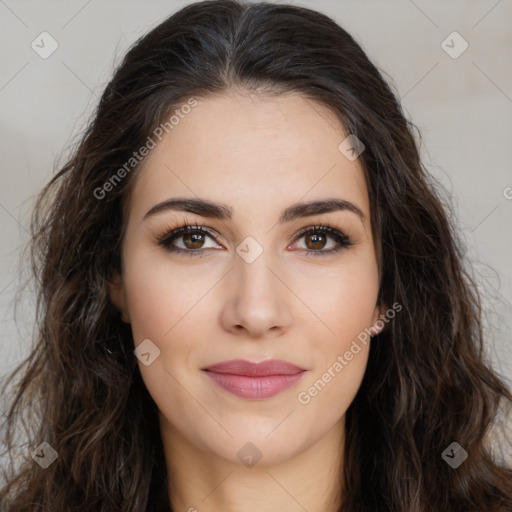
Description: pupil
xmin=186 ymin=232 xmax=203 ymax=248
xmin=308 ymin=233 xmax=325 ymax=249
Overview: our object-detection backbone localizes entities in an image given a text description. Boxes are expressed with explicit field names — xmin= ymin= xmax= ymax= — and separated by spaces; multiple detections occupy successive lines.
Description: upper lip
xmin=202 ymin=359 xmax=306 ymax=376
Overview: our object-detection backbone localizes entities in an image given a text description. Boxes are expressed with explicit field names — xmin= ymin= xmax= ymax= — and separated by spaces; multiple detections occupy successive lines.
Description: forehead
xmin=128 ymin=91 xmax=369 ymax=223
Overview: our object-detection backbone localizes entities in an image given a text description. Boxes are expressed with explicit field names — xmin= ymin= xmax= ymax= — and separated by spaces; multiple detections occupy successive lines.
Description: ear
xmin=370 ymin=301 xmax=388 ymax=336
xmin=108 ymin=271 xmax=131 ymax=323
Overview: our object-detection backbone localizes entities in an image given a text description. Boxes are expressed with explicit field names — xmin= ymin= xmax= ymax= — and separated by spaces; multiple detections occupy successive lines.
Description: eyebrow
xmin=142 ymin=197 xmax=365 ymax=225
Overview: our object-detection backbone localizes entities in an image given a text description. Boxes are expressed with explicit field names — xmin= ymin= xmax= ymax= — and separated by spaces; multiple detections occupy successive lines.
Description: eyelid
xmin=155 ymin=222 xmax=222 ymax=246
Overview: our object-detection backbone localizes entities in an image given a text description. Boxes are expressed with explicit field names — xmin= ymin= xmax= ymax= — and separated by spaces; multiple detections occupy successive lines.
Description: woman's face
xmin=109 ymin=91 xmax=383 ymax=466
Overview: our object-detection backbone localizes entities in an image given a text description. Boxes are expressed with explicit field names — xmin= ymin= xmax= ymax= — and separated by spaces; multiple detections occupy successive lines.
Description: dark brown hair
xmin=1 ymin=1 xmax=511 ymax=510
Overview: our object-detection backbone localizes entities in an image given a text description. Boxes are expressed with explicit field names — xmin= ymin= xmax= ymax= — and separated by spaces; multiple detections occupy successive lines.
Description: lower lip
xmin=203 ymin=371 xmax=306 ymax=399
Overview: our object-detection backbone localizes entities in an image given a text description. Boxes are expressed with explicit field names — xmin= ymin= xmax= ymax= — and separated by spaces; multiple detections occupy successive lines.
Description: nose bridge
xmin=221 ymin=241 xmax=291 ymax=336
xmin=233 ymin=244 xmax=282 ymax=308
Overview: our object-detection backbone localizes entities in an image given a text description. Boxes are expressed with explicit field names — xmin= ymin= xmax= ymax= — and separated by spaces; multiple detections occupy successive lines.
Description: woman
xmin=1 ymin=1 xmax=511 ymax=510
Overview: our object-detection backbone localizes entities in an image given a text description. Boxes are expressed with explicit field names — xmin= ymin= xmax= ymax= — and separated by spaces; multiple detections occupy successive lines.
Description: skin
xmin=109 ymin=91 xmax=385 ymax=512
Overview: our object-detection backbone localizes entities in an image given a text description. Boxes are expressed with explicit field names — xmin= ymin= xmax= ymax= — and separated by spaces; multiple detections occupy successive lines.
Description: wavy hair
xmin=1 ymin=0 xmax=511 ymax=510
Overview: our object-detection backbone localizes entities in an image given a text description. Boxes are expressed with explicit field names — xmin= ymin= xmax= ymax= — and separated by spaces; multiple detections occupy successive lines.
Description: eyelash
xmin=155 ymin=221 xmax=353 ymax=258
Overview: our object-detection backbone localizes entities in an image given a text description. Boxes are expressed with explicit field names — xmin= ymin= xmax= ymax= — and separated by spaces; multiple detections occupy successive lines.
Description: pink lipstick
xmin=202 ymin=359 xmax=306 ymax=399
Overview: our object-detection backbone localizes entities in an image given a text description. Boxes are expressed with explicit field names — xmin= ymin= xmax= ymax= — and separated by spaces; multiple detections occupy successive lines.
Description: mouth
xmin=201 ymin=359 xmax=307 ymax=400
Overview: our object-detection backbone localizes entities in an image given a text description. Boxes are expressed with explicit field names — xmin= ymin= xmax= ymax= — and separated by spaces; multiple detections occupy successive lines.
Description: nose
xmin=219 ymin=250 xmax=293 ymax=340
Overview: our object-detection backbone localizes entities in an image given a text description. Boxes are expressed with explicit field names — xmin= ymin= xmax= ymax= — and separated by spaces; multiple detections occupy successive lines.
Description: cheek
xmin=121 ymin=251 xmax=218 ymax=400
xmin=293 ymin=343 xmax=369 ymax=448
xmin=293 ymin=270 xmax=377 ymax=423
xmin=123 ymin=260 xmax=211 ymax=436
xmin=293 ymin=255 xmax=378 ymax=410
xmin=298 ymin=252 xmax=380 ymax=345
xmin=329 ymin=270 xmax=379 ymax=343
xmin=122 ymin=246 xmax=216 ymax=342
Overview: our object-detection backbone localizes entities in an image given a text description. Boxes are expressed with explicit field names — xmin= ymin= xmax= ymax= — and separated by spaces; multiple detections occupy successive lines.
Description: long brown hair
xmin=1 ymin=1 xmax=511 ymax=510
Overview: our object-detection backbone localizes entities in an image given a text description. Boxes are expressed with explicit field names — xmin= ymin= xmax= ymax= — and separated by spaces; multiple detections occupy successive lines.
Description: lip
xmin=202 ymin=359 xmax=307 ymax=399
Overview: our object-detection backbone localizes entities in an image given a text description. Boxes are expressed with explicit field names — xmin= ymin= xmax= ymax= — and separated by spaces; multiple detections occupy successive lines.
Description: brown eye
xmin=293 ymin=225 xmax=353 ymax=257
xmin=157 ymin=225 xmax=222 ymax=256
xmin=304 ymin=232 xmax=328 ymax=250
xmin=182 ymin=231 xmax=207 ymax=250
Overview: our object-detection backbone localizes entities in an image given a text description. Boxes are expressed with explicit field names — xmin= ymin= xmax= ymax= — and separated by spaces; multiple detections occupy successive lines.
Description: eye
xmin=290 ymin=224 xmax=353 ymax=256
xmin=156 ymin=223 xmax=222 ymax=257
xmin=156 ymin=222 xmax=353 ymax=257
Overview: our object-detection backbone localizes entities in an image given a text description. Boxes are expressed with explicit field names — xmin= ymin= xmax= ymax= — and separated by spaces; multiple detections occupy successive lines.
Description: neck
xmin=160 ymin=416 xmax=345 ymax=512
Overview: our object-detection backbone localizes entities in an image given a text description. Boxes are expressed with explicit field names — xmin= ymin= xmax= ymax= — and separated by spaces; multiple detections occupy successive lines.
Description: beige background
xmin=1 ymin=0 xmax=511 ymax=387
